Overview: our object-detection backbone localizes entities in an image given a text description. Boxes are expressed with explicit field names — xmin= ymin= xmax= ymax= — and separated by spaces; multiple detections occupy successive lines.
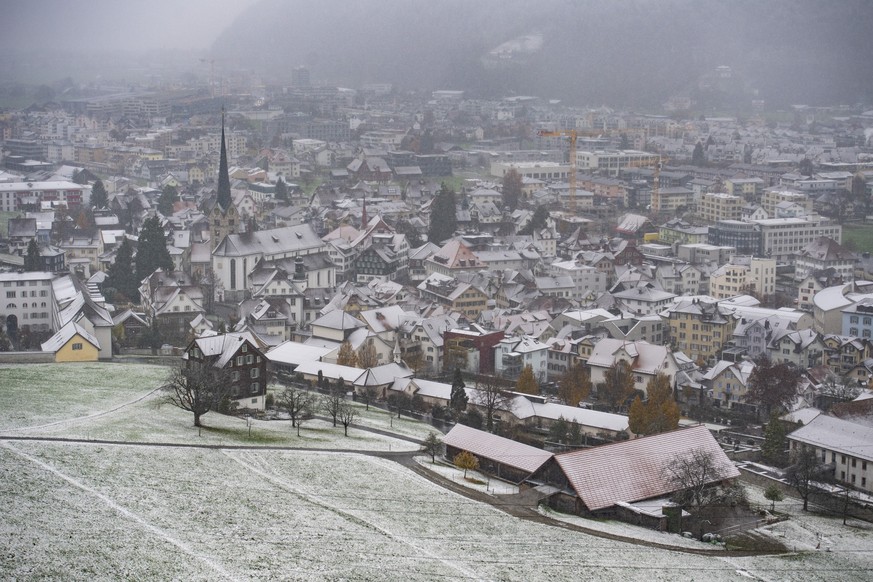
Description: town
xmin=2 ymin=56 xmax=873 ymax=580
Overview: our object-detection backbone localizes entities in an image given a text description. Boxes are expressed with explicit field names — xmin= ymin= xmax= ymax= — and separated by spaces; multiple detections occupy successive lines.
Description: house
xmin=585 ymin=338 xmax=682 ymax=399
xmin=184 ymin=332 xmax=269 ymax=411
xmin=41 ymin=321 xmax=100 ymax=362
xmin=494 ymin=335 xmax=550 ymax=381
xmin=788 ymin=414 xmax=873 ymax=494
xmin=704 ymin=359 xmax=755 ymax=411
xmin=417 ymin=273 xmax=489 ymax=319
xmin=532 ymin=425 xmax=739 ymax=519
xmin=139 ymin=269 xmax=205 ymax=343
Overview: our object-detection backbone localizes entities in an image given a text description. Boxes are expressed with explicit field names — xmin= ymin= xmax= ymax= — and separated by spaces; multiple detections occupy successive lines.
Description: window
xmin=242 ymin=344 xmax=248 ymax=353
xmin=6 ymin=291 xmax=14 ymax=298
xmin=232 ymin=371 xmax=240 ymax=381
xmin=250 ymin=368 xmax=259 ymax=379
xmin=72 ymin=343 xmax=83 ymax=350
xmin=852 ymin=459 xmax=857 ymax=468
xmin=236 ymin=356 xmax=243 ymax=366
xmin=251 ymin=382 xmax=260 ymax=394
xmin=246 ymin=354 xmax=253 ymax=364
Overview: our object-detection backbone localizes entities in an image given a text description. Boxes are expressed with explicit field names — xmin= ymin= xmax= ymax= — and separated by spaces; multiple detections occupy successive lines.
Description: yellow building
xmin=663 ymin=298 xmax=733 ymax=364
xmin=40 ymin=321 xmax=100 ymax=362
xmin=699 ymin=192 xmax=743 ymax=223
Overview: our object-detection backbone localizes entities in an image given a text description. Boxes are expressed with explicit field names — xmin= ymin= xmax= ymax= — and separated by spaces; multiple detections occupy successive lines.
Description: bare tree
xmin=322 ymin=382 xmax=345 ymax=427
xmin=278 ymin=386 xmax=315 ymax=436
xmin=787 ymin=446 xmax=831 ymax=511
xmin=600 ymin=360 xmax=636 ymax=412
xmin=360 ymin=385 xmax=380 ymax=411
xmin=337 ymin=400 xmax=358 ymax=436
xmin=663 ymin=448 xmax=733 ymax=515
xmin=421 ymin=432 xmax=443 ymax=462
xmin=472 ymin=374 xmax=511 ymax=433
xmin=163 ymin=364 xmax=232 ymax=427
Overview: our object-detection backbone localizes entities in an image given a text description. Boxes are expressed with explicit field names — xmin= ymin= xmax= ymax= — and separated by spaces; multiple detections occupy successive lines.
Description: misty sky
xmin=0 ymin=0 xmax=260 ymax=53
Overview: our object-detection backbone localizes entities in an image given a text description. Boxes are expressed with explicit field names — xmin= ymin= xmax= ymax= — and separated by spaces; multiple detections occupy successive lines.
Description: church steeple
xmin=361 ymin=191 xmax=368 ymax=229
xmin=216 ymin=107 xmax=231 ymax=213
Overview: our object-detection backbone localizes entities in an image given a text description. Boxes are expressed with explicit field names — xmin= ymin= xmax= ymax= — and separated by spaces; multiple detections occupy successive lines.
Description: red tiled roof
xmin=555 ymin=425 xmax=739 ymax=511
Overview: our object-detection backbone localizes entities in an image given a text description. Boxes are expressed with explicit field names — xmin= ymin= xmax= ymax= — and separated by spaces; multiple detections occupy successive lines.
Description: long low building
xmin=443 ymin=423 xmax=554 ymax=484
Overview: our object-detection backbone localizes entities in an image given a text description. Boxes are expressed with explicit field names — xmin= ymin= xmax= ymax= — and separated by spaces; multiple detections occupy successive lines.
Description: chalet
xmin=184 ymin=332 xmax=269 ymax=411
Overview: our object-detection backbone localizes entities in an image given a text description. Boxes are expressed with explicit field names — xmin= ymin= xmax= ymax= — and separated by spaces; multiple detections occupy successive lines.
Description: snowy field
xmin=2 ymin=363 xmax=872 ymax=580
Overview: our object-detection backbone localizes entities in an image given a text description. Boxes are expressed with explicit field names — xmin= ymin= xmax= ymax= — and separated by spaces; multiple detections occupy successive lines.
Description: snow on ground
xmin=0 ymin=362 xmax=168 ymax=430
xmin=0 ymin=440 xmax=782 ymax=582
xmin=2 ymin=363 xmax=872 ymax=580
xmin=414 ymin=455 xmax=520 ymax=495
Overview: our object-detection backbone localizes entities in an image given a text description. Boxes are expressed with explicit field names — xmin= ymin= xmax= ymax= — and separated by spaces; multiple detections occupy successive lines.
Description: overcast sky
xmin=0 ymin=0 xmax=261 ymax=53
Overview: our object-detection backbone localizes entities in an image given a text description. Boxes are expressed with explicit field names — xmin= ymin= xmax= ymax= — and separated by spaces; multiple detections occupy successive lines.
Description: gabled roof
xmin=41 ymin=321 xmax=100 ymax=353
xmin=555 ymin=425 xmax=739 ymax=511
xmin=311 ymin=310 xmax=368 ymax=331
xmin=587 ymin=338 xmax=672 ymax=376
xmin=443 ymin=424 xmax=553 ymax=475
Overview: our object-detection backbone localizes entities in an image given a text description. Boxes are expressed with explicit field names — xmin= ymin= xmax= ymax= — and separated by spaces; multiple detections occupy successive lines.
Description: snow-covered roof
xmin=555 ymin=425 xmax=739 ymax=511
xmin=788 ymin=414 xmax=873 ymax=462
xmin=266 ymin=341 xmax=333 ymax=367
xmin=41 ymin=321 xmax=100 ymax=353
xmin=443 ymin=423 xmax=553 ymax=475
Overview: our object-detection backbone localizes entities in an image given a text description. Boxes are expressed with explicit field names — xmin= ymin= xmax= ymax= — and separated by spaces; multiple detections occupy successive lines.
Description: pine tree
xmin=24 ymin=239 xmax=41 ymax=271
xmin=158 ymin=185 xmax=178 ymax=216
xmin=691 ymin=141 xmax=705 ymax=166
xmin=105 ymin=237 xmax=140 ymax=303
xmin=515 ymin=364 xmax=539 ymax=395
xmin=427 ymin=183 xmax=457 ymax=244
xmin=91 ymin=179 xmax=108 ymax=209
xmin=449 ymin=368 xmax=468 ymax=416
xmin=135 ymin=216 xmax=173 ymax=281
xmin=275 ymin=178 xmax=288 ymax=202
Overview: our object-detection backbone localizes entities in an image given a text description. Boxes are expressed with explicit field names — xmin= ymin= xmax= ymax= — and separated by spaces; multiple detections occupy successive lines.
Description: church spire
xmin=361 ymin=191 xmax=368 ymax=229
xmin=216 ymin=107 xmax=231 ymax=213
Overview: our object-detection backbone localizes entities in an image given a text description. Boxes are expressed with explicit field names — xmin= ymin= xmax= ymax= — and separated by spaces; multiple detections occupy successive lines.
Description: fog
xmin=0 ymin=0 xmax=260 ymax=52
xmin=3 ymin=0 xmax=873 ymax=107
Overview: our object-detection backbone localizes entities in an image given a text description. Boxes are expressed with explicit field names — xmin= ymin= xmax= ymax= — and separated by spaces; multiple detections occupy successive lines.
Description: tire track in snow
xmin=223 ymin=449 xmax=488 ymax=582
xmin=1 ymin=441 xmax=241 ymax=582
xmin=9 ymin=386 xmax=163 ymax=433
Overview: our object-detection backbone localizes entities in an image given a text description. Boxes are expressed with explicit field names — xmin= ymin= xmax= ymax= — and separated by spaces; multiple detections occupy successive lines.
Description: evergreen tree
xmin=91 ymin=179 xmax=108 ymax=209
xmin=105 ymin=237 xmax=140 ymax=303
xmin=518 ymin=205 xmax=549 ymax=235
xmin=135 ymin=216 xmax=173 ymax=281
xmin=761 ymin=414 xmax=790 ymax=467
xmin=501 ymin=168 xmax=523 ymax=211
xmin=157 ymin=185 xmax=178 ymax=216
xmin=275 ymin=177 xmax=288 ymax=202
xmin=691 ymin=141 xmax=705 ymax=166
xmin=515 ymin=364 xmax=539 ymax=395
xmin=24 ymin=239 xmax=41 ymax=271
xmin=427 ymin=183 xmax=457 ymax=244
xmin=449 ymin=368 xmax=468 ymax=416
